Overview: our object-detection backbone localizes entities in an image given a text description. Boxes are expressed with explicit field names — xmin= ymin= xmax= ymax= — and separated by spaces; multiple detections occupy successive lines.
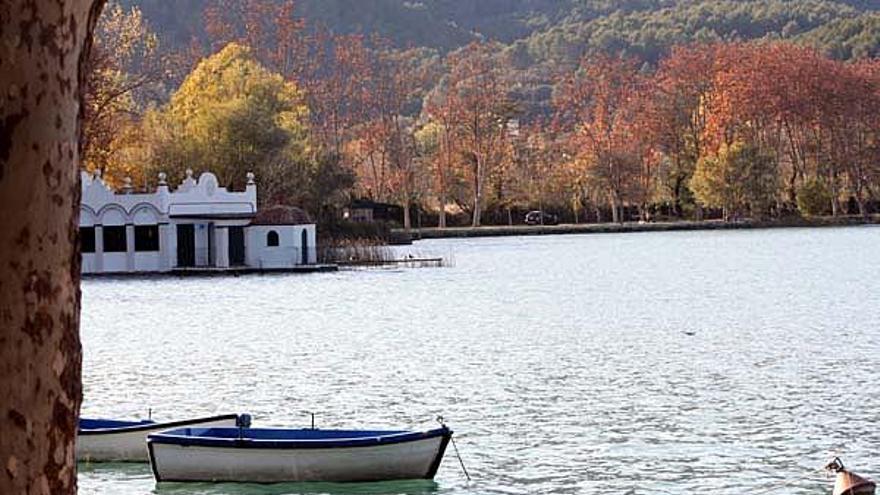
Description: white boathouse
xmin=79 ymin=170 xmax=317 ymax=274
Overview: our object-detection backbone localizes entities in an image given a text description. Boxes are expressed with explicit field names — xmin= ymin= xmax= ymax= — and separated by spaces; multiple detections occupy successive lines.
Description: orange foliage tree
xmin=645 ymin=44 xmax=721 ymax=217
xmin=555 ymin=53 xmax=650 ymax=223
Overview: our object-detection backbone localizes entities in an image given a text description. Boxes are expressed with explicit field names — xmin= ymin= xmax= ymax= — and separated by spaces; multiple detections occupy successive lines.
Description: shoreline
xmin=395 ymin=215 xmax=880 ymax=241
xmin=81 ymin=264 xmax=339 ymax=278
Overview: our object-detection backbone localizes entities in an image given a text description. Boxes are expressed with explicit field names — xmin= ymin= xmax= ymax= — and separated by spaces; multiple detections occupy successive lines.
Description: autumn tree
xmin=509 ymin=126 xmax=547 ymax=220
xmin=423 ymin=84 xmax=458 ymax=228
xmin=735 ymin=44 xmax=848 ymax=213
xmin=760 ymin=45 xmax=830 ymax=209
xmin=690 ymin=141 xmax=779 ymax=220
xmin=200 ymin=2 xmax=376 ymax=160
xmin=1 ymin=1 xmax=105 ymax=494
xmin=199 ymin=4 xmax=446 ymax=225
xmin=504 ymin=123 xmax=575 ymax=223
xmin=443 ymin=41 xmax=517 ymax=227
xmin=830 ymin=59 xmax=880 ymax=217
xmin=797 ymin=178 xmax=832 ymax=216
xmin=556 ymin=53 xmax=647 ymax=223
xmin=348 ymin=122 xmax=393 ymax=201
xmin=364 ymin=48 xmax=432 ymax=229
xmin=83 ymin=1 xmax=165 ymax=186
xmin=299 ymin=32 xmax=376 ymax=156
xmin=201 ymin=0 xmax=305 ymax=77
xmin=702 ymin=43 xmax=880 ymax=217
xmin=647 ymin=44 xmax=719 ymax=217
xmin=143 ymin=42 xmax=310 ymax=202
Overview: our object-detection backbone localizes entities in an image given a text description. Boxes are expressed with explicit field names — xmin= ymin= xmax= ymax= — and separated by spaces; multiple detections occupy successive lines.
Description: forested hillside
xmin=118 ymin=0 xmax=880 ymax=121
xmin=126 ymin=0 xmax=880 ymax=60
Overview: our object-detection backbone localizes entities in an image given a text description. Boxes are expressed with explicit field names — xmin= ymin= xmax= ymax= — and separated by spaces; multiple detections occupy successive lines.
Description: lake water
xmin=78 ymin=226 xmax=880 ymax=495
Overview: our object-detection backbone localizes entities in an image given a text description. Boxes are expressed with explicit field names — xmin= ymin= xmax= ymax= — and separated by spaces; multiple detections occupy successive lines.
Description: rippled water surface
xmin=79 ymin=227 xmax=880 ymax=494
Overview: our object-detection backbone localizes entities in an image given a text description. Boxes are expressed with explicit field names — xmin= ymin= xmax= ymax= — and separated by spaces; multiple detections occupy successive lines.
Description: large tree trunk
xmin=471 ymin=158 xmax=483 ymax=228
xmin=438 ymin=129 xmax=450 ymax=229
xmin=437 ymin=155 xmax=447 ymax=228
xmin=610 ymin=193 xmax=621 ymax=224
xmin=829 ymin=170 xmax=841 ymax=217
xmin=853 ymin=176 xmax=868 ymax=218
xmin=0 ymin=1 xmax=104 ymax=494
xmin=857 ymin=196 xmax=867 ymax=218
xmin=672 ymin=171 xmax=687 ymax=219
xmin=402 ymin=201 xmax=411 ymax=231
xmin=438 ymin=192 xmax=447 ymax=229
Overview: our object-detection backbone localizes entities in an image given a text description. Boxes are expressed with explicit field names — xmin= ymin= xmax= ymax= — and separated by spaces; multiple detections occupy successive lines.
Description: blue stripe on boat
xmin=79 ymin=418 xmax=155 ymax=430
xmin=148 ymin=426 xmax=452 ymax=450
xmin=78 ymin=414 xmax=240 ymax=435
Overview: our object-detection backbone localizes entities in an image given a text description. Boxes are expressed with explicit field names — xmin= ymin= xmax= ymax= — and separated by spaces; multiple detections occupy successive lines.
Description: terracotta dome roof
xmin=251 ymin=205 xmax=312 ymax=225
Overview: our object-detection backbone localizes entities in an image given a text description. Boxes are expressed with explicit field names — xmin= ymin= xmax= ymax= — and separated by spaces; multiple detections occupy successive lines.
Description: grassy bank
xmin=395 ymin=215 xmax=880 ymax=241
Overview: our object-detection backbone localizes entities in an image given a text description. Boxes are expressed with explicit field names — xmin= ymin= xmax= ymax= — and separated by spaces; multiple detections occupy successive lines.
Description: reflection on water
xmin=78 ymin=226 xmax=880 ymax=494
xmin=153 ymin=480 xmax=438 ymax=495
xmin=77 ymin=462 xmax=438 ymax=495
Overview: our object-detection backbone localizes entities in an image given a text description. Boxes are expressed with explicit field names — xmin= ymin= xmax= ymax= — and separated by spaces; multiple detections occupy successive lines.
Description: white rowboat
xmin=147 ymin=425 xmax=452 ymax=483
xmin=77 ymin=414 xmax=239 ymax=462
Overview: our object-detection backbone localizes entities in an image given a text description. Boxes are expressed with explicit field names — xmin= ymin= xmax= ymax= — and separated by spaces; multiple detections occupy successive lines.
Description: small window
xmin=135 ymin=225 xmax=160 ymax=252
xmin=267 ymin=230 xmax=279 ymax=247
xmin=80 ymin=227 xmax=96 ymax=253
xmin=103 ymin=226 xmax=127 ymax=252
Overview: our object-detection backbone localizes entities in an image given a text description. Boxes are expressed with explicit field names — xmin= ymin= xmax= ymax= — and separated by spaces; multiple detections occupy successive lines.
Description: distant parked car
xmin=524 ymin=210 xmax=559 ymax=225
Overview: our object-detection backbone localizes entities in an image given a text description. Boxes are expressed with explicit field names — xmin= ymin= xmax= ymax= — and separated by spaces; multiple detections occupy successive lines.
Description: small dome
xmin=251 ymin=205 xmax=312 ymax=225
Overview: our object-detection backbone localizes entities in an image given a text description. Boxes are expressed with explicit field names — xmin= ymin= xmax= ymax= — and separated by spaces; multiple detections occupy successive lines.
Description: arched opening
xmin=267 ymin=230 xmax=279 ymax=247
xmin=133 ymin=206 xmax=161 ymax=253
xmin=301 ymin=229 xmax=309 ymax=264
xmin=100 ymin=207 xmax=127 ymax=254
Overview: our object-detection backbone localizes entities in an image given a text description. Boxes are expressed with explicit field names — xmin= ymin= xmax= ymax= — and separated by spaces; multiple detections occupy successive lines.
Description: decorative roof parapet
xmin=81 ymin=170 xmax=258 ymax=218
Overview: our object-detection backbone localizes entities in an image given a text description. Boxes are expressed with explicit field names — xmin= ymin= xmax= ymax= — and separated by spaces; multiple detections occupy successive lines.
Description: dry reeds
xmin=318 ymin=238 xmax=394 ymax=264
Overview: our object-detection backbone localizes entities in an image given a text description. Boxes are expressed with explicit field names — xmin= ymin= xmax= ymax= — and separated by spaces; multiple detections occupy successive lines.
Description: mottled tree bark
xmin=0 ymin=1 xmax=104 ymax=494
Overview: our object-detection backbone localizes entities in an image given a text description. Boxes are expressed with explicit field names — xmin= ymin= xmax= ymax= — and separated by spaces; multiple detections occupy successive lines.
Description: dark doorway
xmin=229 ymin=226 xmax=245 ymax=266
xmin=301 ymin=229 xmax=309 ymax=264
xmin=207 ymin=223 xmax=214 ymax=266
xmin=177 ymin=224 xmax=195 ymax=267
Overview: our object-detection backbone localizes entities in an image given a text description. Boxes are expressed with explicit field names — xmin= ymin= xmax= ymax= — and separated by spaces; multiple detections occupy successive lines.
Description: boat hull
xmin=835 ymin=476 xmax=876 ymax=495
xmin=148 ymin=432 xmax=450 ymax=483
xmin=77 ymin=415 xmax=238 ymax=462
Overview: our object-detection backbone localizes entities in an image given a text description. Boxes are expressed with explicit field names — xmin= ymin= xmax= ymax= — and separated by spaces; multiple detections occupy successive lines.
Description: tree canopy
xmin=144 ymin=42 xmax=309 ymax=201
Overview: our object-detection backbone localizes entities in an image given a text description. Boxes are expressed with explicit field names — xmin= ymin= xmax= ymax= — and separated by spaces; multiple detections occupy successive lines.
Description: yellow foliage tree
xmin=690 ymin=141 xmax=778 ymax=220
xmin=144 ymin=42 xmax=310 ymax=203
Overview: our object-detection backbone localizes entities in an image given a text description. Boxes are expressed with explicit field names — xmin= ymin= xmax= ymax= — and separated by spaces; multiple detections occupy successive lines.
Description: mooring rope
xmin=450 ymin=435 xmax=472 ymax=481
xmin=749 ymin=478 xmax=804 ymax=495
xmin=745 ymin=461 xmax=835 ymax=495
xmin=437 ymin=416 xmax=471 ymax=481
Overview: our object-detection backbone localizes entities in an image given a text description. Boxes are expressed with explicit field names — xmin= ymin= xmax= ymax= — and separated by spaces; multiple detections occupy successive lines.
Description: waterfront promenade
xmin=397 ymin=215 xmax=880 ymax=241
